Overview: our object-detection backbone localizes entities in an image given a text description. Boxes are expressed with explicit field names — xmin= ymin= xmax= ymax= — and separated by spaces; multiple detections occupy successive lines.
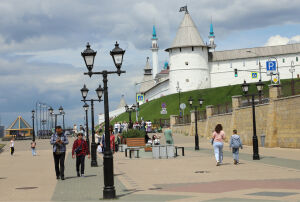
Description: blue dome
xmin=164 ymin=62 xmax=168 ymax=69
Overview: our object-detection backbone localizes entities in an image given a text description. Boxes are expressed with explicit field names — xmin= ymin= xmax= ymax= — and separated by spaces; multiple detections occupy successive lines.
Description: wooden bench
xmin=175 ymin=146 xmax=185 ymax=156
xmin=126 ymin=138 xmax=145 ymax=147
xmin=125 ymin=138 xmax=145 ymax=158
xmin=125 ymin=147 xmax=140 ymax=158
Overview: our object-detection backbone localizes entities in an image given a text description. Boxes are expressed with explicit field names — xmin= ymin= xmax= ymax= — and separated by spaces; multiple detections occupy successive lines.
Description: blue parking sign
xmin=266 ymin=61 xmax=276 ymax=71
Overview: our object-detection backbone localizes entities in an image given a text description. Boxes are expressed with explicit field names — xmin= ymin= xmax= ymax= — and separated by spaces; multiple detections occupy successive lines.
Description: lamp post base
xmin=195 ymin=134 xmax=199 ymax=150
xmin=103 ymin=187 xmax=116 ymax=199
xmin=91 ymin=142 xmax=98 ymax=167
xmin=252 ymin=135 xmax=260 ymax=160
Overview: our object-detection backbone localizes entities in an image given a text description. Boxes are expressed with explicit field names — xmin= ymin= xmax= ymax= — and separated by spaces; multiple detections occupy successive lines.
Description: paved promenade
xmin=0 ymin=133 xmax=300 ymax=201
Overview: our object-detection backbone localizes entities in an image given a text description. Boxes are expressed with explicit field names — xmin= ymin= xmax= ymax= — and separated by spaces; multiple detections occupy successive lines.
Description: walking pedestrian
xmin=10 ymin=137 xmax=15 ymax=156
xmin=31 ymin=140 xmax=37 ymax=156
xmin=50 ymin=126 xmax=69 ymax=180
xmin=229 ymin=129 xmax=243 ymax=165
xmin=72 ymin=132 xmax=90 ymax=177
xmin=212 ymin=124 xmax=225 ymax=166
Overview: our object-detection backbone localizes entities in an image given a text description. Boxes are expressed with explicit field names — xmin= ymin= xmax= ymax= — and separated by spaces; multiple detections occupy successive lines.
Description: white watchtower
xmin=151 ymin=25 xmax=159 ymax=79
xmin=165 ymin=7 xmax=211 ymax=94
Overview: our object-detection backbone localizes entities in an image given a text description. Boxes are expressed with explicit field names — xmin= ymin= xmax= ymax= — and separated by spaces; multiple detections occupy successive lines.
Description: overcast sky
xmin=1 ymin=0 xmax=300 ymax=129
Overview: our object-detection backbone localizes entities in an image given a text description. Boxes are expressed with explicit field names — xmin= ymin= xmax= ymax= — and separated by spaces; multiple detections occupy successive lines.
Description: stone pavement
xmin=0 ymin=133 xmax=300 ymax=201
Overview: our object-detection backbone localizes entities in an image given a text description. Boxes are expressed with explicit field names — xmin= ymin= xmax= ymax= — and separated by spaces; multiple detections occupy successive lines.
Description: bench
xmin=126 ymin=138 xmax=145 ymax=147
xmin=125 ymin=147 xmax=140 ymax=158
xmin=175 ymin=146 xmax=185 ymax=156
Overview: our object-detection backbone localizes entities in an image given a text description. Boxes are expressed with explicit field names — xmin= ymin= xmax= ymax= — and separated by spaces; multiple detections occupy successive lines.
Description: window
xmin=230 ymin=62 xmax=232 ymax=68
xmin=186 ymin=79 xmax=189 ymax=82
xmin=179 ymin=48 xmax=181 ymax=52
xmin=283 ymin=58 xmax=285 ymax=63
xmin=192 ymin=46 xmax=194 ymax=51
xmin=256 ymin=59 xmax=258 ymax=65
xmin=296 ymin=57 xmax=298 ymax=62
xmin=243 ymin=60 xmax=245 ymax=67
xmin=185 ymin=61 xmax=189 ymax=65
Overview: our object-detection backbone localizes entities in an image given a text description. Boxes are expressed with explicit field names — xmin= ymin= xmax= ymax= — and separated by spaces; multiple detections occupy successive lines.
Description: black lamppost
xmin=125 ymin=104 xmax=136 ymax=129
xmin=48 ymin=106 xmax=64 ymax=128
xmin=188 ymin=96 xmax=203 ymax=151
xmin=81 ymin=41 xmax=125 ymax=199
xmin=290 ymin=61 xmax=295 ymax=95
xmin=32 ymin=110 xmax=35 ymax=142
xmin=241 ymin=80 xmax=264 ymax=160
xmin=176 ymin=82 xmax=182 ymax=117
xmin=62 ymin=111 xmax=65 ymax=130
xmin=83 ymin=103 xmax=90 ymax=153
xmin=80 ymin=84 xmax=104 ymax=167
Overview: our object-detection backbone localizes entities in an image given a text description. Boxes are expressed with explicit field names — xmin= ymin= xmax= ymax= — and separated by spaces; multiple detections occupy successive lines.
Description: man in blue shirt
xmin=50 ymin=126 xmax=69 ymax=180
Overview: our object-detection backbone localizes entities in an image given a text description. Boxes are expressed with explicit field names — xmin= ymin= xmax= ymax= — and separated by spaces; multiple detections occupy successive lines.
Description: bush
xmin=122 ymin=129 xmax=145 ymax=138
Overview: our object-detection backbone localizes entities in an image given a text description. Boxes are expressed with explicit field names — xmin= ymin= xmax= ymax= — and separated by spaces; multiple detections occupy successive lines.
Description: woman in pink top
xmin=212 ymin=124 xmax=225 ymax=166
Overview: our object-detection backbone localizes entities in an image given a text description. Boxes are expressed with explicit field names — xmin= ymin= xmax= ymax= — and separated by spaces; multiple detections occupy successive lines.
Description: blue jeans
xmin=213 ymin=142 xmax=223 ymax=163
xmin=232 ymin=148 xmax=239 ymax=161
xmin=32 ymin=148 xmax=36 ymax=156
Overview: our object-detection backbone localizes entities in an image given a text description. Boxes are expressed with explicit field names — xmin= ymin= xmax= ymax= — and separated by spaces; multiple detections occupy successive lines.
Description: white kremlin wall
xmin=210 ymin=54 xmax=300 ymax=88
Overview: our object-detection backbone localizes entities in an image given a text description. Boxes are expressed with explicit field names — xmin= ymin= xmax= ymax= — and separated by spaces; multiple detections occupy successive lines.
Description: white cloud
xmin=265 ymin=35 xmax=300 ymax=46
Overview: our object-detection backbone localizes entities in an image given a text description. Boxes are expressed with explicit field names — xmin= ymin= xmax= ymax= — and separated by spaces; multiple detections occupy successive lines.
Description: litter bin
xmin=159 ymin=145 xmax=167 ymax=159
xmin=260 ymin=134 xmax=265 ymax=147
xmin=166 ymin=144 xmax=175 ymax=158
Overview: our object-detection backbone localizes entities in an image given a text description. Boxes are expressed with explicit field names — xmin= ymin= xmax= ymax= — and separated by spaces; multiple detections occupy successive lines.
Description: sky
xmin=1 ymin=0 xmax=300 ymax=129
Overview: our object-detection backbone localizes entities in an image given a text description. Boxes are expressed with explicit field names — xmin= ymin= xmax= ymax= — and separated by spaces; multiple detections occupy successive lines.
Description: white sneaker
xmin=81 ymin=174 xmax=85 ymax=177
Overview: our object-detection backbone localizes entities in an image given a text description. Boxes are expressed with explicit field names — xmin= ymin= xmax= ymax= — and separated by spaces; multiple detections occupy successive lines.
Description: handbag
xmin=210 ymin=138 xmax=214 ymax=145
xmin=75 ymin=140 xmax=84 ymax=154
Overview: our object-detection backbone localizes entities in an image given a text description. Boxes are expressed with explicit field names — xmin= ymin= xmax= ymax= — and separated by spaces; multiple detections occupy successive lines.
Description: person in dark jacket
xmin=50 ymin=126 xmax=69 ymax=180
xmin=72 ymin=132 xmax=90 ymax=177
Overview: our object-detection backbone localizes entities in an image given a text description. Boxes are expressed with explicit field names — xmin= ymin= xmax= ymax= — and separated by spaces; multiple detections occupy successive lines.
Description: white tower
xmin=208 ymin=20 xmax=216 ymax=52
xmin=165 ymin=7 xmax=211 ymax=94
xmin=151 ymin=25 xmax=159 ymax=79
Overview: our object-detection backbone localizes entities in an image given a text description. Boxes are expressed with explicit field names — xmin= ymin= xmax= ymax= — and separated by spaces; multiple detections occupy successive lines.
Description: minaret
xmin=208 ymin=20 xmax=216 ymax=52
xmin=139 ymin=57 xmax=155 ymax=93
xmin=151 ymin=25 xmax=159 ymax=79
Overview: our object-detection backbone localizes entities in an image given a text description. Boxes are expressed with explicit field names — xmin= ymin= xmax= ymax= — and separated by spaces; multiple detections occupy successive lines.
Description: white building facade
xmin=139 ymin=8 xmax=300 ymax=103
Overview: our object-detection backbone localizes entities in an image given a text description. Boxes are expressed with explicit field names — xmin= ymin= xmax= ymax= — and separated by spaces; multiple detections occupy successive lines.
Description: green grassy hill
xmin=111 ymin=78 xmax=298 ymax=125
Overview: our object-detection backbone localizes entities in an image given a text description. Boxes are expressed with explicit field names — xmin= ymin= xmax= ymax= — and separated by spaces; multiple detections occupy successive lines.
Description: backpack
xmin=231 ymin=136 xmax=241 ymax=149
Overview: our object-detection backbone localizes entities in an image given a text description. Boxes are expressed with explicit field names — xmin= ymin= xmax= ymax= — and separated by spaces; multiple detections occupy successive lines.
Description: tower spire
xmin=151 ymin=25 xmax=159 ymax=79
xmin=208 ymin=17 xmax=216 ymax=51
xmin=152 ymin=25 xmax=157 ymax=39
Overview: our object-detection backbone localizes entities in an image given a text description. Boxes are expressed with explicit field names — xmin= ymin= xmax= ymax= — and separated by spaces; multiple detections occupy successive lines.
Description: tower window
xmin=192 ymin=46 xmax=194 ymax=51
xmin=283 ymin=58 xmax=285 ymax=63
xmin=185 ymin=61 xmax=188 ymax=65
xmin=243 ymin=60 xmax=245 ymax=67
xmin=296 ymin=57 xmax=298 ymax=62
xmin=179 ymin=48 xmax=181 ymax=52
xmin=186 ymin=79 xmax=189 ymax=82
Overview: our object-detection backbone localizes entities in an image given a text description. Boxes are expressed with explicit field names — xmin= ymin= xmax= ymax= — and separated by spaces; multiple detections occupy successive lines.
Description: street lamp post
xmin=80 ymin=84 xmax=104 ymax=167
xmin=48 ymin=106 xmax=64 ymax=128
xmin=62 ymin=111 xmax=65 ymax=130
xmin=188 ymin=96 xmax=204 ymax=151
xmin=32 ymin=110 xmax=35 ymax=142
xmin=125 ymin=104 xmax=136 ymax=129
xmin=290 ymin=61 xmax=295 ymax=95
xmin=83 ymin=103 xmax=90 ymax=154
xmin=81 ymin=41 xmax=125 ymax=199
xmin=241 ymin=80 xmax=264 ymax=160
xmin=176 ymin=82 xmax=181 ymax=117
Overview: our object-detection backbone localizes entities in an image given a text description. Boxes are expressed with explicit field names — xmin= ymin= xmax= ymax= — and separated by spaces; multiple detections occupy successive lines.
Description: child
xmin=229 ymin=129 xmax=243 ymax=165
xmin=10 ymin=137 xmax=15 ymax=156
xmin=72 ymin=132 xmax=90 ymax=177
xmin=31 ymin=140 xmax=37 ymax=156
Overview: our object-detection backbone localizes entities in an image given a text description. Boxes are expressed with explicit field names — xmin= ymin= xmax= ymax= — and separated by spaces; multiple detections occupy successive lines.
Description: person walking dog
xmin=50 ymin=126 xmax=69 ymax=180
xmin=212 ymin=124 xmax=225 ymax=166
xmin=72 ymin=132 xmax=90 ymax=177
xmin=229 ymin=129 xmax=243 ymax=165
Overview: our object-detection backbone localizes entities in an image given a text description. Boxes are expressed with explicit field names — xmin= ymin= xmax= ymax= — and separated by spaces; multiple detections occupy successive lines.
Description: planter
xmin=144 ymin=147 xmax=152 ymax=152
xmin=126 ymin=138 xmax=145 ymax=147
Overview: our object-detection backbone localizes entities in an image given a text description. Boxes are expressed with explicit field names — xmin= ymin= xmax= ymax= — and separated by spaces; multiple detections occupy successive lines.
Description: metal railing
xmin=175 ymin=114 xmax=191 ymax=125
xmin=213 ymin=103 xmax=232 ymax=115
